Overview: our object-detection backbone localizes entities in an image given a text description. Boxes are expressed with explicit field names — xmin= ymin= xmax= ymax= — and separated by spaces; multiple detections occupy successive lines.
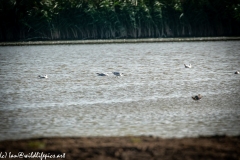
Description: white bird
xmin=96 ymin=73 xmax=108 ymax=76
xmin=112 ymin=72 xmax=123 ymax=77
xmin=38 ymin=75 xmax=48 ymax=78
xmin=234 ymin=71 xmax=239 ymax=74
xmin=184 ymin=64 xmax=192 ymax=68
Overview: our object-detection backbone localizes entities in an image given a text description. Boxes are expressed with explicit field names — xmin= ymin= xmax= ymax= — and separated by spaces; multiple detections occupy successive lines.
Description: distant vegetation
xmin=0 ymin=0 xmax=240 ymax=41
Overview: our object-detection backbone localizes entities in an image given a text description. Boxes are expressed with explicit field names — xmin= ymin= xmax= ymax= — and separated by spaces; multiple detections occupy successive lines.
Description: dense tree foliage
xmin=0 ymin=0 xmax=239 ymax=41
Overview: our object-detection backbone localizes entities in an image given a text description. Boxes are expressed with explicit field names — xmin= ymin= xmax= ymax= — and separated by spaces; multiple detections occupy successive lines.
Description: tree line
xmin=0 ymin=0 xmax=240 ymax=41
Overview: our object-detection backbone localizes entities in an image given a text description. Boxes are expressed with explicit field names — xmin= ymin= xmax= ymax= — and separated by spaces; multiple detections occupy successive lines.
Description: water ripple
xmin=0 ymin=41 xmax=240 ymax=140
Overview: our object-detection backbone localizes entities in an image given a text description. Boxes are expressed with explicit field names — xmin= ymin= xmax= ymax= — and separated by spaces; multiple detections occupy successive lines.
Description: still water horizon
xmin=0 ymin=41 xmax=240 ymax=140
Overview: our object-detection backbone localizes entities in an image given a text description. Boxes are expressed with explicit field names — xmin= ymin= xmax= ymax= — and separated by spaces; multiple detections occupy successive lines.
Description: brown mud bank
xmin=0 ymin=37 xmax=240 ymax=46
xmin=0 ymin=135 xmax=240 ymax=160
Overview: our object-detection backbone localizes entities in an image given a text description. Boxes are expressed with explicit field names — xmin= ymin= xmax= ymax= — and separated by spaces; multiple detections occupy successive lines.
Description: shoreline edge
xmin=1 ymin=37 xmax=240 ymax=46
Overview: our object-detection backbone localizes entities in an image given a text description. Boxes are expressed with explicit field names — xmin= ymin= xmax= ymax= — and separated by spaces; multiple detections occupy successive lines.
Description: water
xmin=0 ymin=41 xmax=240 ymax=140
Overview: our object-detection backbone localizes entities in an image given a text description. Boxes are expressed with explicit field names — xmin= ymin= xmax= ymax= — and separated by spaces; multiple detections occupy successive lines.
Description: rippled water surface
xmin=0 ymin=41 xmax=240 ymax=140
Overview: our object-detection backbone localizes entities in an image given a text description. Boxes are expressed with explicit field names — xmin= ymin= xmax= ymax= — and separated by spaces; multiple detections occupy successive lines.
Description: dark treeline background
xmin=0 ymin=0 xmax=240 ymax=41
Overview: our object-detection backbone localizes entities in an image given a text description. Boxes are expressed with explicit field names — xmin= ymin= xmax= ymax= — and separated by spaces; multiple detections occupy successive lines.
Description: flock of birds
xmin=38 ymin=72 xmax=123 ymax=79
xmin=96 ymin=72 xmax=123 ymax=77
xmin=38 ymin=64 xmax=239 ymax=101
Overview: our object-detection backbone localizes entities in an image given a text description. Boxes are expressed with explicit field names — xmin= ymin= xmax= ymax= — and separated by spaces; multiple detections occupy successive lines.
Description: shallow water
xmin=0 ymin=41 xmax=240 ymax=140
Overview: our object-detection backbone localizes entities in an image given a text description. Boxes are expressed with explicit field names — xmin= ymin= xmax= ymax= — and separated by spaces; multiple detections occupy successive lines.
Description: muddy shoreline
xmin=1 ymin=37 xmax=240 ymax=46
xmin=0 ymin=135 xmax=239 ymax=160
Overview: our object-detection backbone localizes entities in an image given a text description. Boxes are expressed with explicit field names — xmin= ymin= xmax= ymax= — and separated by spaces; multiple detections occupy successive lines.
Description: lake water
xmin=0 ymin=41 xmax=240 ymax=140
